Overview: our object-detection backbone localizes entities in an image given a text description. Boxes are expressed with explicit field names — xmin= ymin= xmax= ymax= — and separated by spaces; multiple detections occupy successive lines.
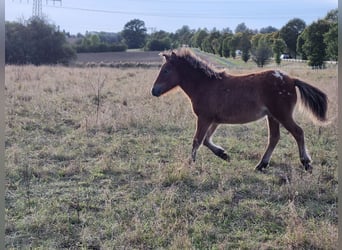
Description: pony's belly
xmin=217 ymin=115 xmax=266 ymax=124
xmin=214 ymin=106 xmax=268 ymax=124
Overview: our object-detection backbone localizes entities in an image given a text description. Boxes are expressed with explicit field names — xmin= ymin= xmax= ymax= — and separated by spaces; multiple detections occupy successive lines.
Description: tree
xmin=146 ymin=38 xmax=171 ymax=51
xmin=75 ymin=32 xmax=127 ymax=53
xmin=208 ymin=30 xmax=222 ymax=55
xmin=251 ymin=34 xmax=263 ymax=51
xmin=325 ymin=8 xmax=338 ymax=23
xmin=5 ymin=18 xmax=76 ymax=65
xmin=211 ymin=38 xmax=221 ymax=55
xmin=5 ymin=21 xmax=28 ymax=64
xmin=221 ymin=35 xmax=233 ymax=57
xmin=192 ymin=29 xmax=209 ymax=49
xmin=299 ymin=19 xmax=331 ymax=67
xmin=280 ymin=18 xmax=306 ymax=58
xmin=90 ymin=34 xmax=100 ymax=46
xmin=273 ymin=38 xmax=287 ymax=65
xmin=251 ymin=39 xmax=272 ymax=67
xmin=221 ymin=27 xmax=233 ymax=35
xmin=201 ymin=37 xmax=213 ymax=53
xmin=260 ymin=26 xmax=278 ymax=34
xmin=235 ymin=22 xmax=248 ymax=33
xmin=240 ymin=32 xmax=251 ymax=62
xmin=296 ymin=33 xmax=307 ymax=60
xmin=324 ymin=9 xmax=338 ymax=61
xmin=81 ymin=35 xmax=92 ymax=48
xmin=122 ymin=19 xmax=147 ymax=49
xmin=145 ymin=30 xmax=171 ymax=51
xmin=97 ymin=31 xmax=122 ymax=44
xmin=228 ymin=34 xmax=241 ymax=58
xmin=198 ymin=29 xmax=222 ymax=55
xmin=145 ymin=30 xmax=172 ymax=51
xmin=324 ymin=23 xmax=338 ymax=61
xmin=174 ymin=25 xmax=194 ymax=46
xmin=149 ymin=30 xmax=169 ymax=40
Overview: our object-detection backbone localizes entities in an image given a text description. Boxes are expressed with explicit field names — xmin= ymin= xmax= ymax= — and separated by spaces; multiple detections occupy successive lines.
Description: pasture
xmin=5 ymin=58 xmax=337 ymax=248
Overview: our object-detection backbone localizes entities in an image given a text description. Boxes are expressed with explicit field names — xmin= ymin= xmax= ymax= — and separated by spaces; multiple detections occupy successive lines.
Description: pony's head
xmin=152 ymin=49 xmax=224 ymax=97
xmin=151 ymin=51 xmax=181 ymax=97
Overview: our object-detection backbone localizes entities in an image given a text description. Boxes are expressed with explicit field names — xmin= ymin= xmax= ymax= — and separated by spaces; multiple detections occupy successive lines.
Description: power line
xmin=44 ymin=4 xmax=319 ymax=21
xmin=8 ymin=0 xmax=333 ymax=27
xmin=110 ymin=0 xmax=290 ymax=3
xmin=9 ymin=0 xmax=331 ymax=21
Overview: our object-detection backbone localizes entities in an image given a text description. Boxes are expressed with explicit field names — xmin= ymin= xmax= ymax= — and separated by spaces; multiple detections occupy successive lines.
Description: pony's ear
xmin=171 ymin=51 xmax=177 ymax=61
xmin=159 ymin=52 xmax=171 ymax=61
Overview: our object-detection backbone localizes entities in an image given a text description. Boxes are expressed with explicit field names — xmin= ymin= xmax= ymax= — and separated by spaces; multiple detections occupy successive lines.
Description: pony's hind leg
xmin=203 ymin=123 xmax=229 ymax=161
xmin=255 ymin=116 xmax=280 ymax=171
xmin=280 ymin=117 xmax=312 ymax=171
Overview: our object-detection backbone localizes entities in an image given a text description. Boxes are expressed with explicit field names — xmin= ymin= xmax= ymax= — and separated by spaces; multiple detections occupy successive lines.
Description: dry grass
xmin=5 ymin=62 xmax=337 ymax=249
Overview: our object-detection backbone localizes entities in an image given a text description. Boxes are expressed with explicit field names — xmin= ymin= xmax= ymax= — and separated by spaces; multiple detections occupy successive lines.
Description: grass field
xmin=5 ymin=57 xmax=337 ymax=249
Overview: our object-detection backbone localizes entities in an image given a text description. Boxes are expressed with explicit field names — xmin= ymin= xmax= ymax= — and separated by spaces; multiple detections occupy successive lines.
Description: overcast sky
xmin=5 ymin=0 xmax=338 ymax=34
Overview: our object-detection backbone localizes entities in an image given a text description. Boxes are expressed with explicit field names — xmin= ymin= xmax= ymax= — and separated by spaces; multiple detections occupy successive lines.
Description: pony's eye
xmin=163 ymin=69 xmax=169 ymax=74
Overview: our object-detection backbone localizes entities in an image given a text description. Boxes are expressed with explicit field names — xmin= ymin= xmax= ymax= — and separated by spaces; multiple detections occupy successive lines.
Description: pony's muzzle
xmin=151 ymin=86 xmax=162 ymax=97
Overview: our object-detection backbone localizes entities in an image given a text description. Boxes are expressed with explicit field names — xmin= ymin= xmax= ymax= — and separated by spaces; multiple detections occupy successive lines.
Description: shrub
xmin=251 ymin=40 xmax=272 ymax=67
xmin=5 ymin=17 xmax=76 ymax=65
xmin=146 ymin=38 xmax=171 ymax=51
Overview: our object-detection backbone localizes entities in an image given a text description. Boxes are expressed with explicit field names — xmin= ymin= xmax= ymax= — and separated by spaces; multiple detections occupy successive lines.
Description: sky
xmin=5 ymin=0 xmax=338 ymax=35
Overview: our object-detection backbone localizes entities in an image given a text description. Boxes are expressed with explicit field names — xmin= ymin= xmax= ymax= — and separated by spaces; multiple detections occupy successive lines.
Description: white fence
xmin=282 ymin=59 xmax=337 ymax=64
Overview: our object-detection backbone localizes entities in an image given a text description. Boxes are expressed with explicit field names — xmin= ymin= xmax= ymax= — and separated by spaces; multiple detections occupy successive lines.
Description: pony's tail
xmin=294 ymin=79 xmax=328 ymax=123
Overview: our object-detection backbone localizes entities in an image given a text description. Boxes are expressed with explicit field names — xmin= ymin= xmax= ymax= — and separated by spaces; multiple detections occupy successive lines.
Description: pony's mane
xmin=165 ymin=48 xmax=225 ymax=80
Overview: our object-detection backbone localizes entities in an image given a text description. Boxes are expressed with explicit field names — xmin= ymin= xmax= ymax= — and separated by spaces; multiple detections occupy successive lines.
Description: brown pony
xmin=151 ymin=49 xmax=327 ymax=171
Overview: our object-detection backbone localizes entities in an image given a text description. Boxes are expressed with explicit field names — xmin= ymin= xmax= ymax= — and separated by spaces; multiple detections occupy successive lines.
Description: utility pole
xmin=32 ymin=0 xmax=62 ymax=18
xmin=32 ymin=0 xmax=42 ymax=17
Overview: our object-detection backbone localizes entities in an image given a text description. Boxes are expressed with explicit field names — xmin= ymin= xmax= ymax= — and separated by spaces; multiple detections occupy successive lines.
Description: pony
xmin=151 ymin=49 xmax=327 ymax=171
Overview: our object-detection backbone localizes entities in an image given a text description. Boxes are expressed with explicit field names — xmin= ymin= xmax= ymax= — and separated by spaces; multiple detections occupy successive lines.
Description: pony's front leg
xmin=203 ymin=123 xmax=229 ymax=161
xmin=255 ymin=116 xmax=280 ymax=171
xmin=191 ymin=118 xmax=211 ymax=162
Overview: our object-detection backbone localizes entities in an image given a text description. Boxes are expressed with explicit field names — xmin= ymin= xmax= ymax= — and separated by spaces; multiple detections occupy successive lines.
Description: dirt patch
xmin=75 ymin=51 xmax=162 ymax=64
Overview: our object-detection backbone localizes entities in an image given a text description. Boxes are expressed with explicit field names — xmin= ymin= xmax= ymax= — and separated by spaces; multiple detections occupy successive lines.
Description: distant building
xmin=236 ymin=50 xmax=242 ymax=56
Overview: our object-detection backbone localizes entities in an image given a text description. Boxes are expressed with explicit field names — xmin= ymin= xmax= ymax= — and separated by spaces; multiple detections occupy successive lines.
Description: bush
xmin=5 ymin=18 xmax=76 ymax=65
xmin=110 ymin=43 xmax=128 ymax=52
xmin=146 ymin=38 xmax=171 ymax=51
xmin=251 ymin=40 xmax=272 ymax=67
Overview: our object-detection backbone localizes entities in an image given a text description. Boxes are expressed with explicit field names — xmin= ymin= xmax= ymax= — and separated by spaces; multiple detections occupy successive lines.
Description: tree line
xmin=5 ymin=17 xmax=76 ymax=65
xmin=5 ymin=8 xmax=337 ymax=67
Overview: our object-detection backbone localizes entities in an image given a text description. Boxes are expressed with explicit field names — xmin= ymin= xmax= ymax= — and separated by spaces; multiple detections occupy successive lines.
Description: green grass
xmin=5 ymin=64 xmax=337 ymax=249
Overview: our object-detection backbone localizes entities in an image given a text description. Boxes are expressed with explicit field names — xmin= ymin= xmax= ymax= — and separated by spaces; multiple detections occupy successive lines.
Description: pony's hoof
xmin=304 ymin=163 xmax=313 ymax=173
xmin=255 ymin=162 xmax=268 ymax=171
xmin=301 ymin=159 xmax=313 ymax=173
xmin=188 ymin=157 xmax=196 ymax=165
xmin=220 ymin=152 xmax=230 ymax=161
xmin=215 ymin=149 xmax=230 ymax=161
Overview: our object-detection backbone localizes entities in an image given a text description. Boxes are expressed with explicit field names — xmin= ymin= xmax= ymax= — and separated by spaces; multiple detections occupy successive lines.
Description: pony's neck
xmin=176 ymin=63 xmax=208 ymax=98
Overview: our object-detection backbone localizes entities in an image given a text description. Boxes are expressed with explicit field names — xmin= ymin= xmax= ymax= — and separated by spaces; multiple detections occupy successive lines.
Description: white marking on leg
xmin=301 ymin=147 xmax=312 ymax=162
